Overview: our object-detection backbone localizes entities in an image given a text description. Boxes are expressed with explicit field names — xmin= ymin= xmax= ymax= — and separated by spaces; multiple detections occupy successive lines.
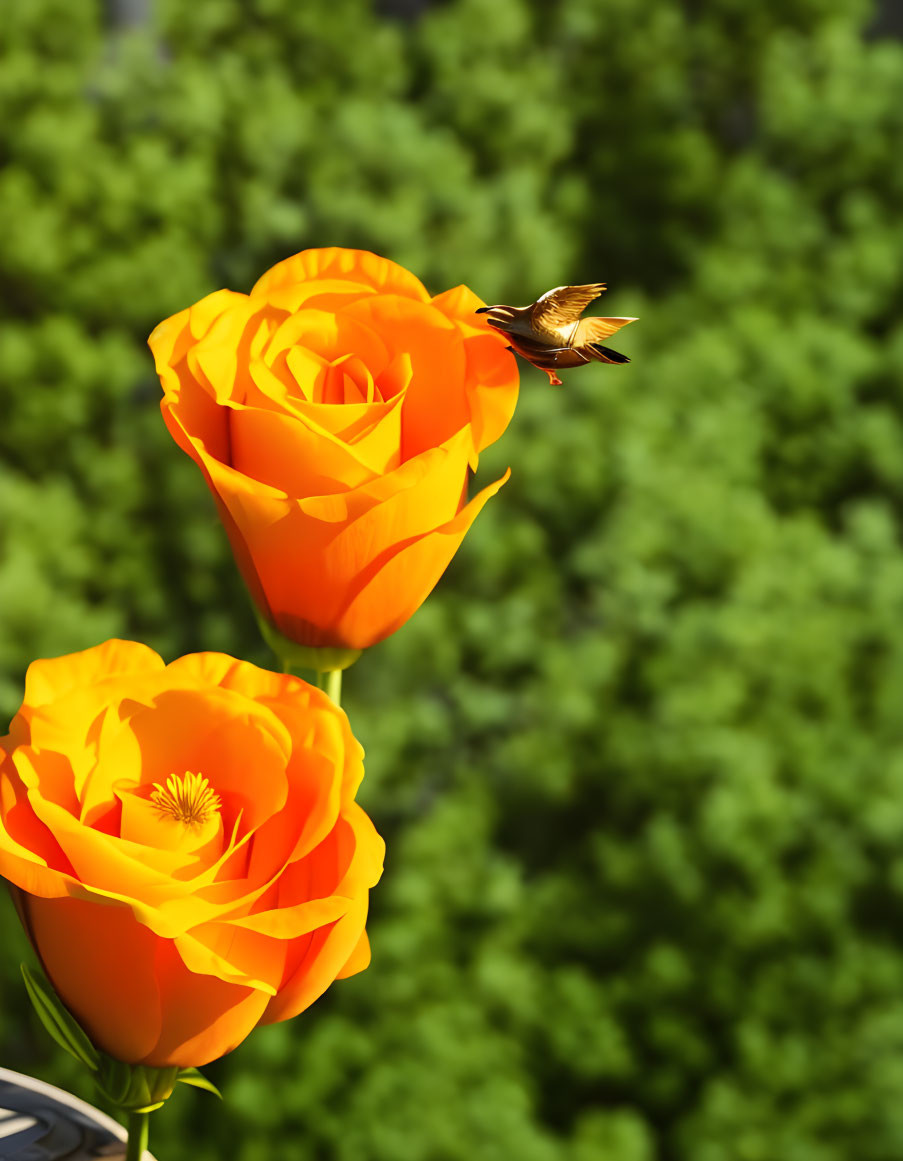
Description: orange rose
xmin=148 ymin=247 xmax=518 ymax=660
xmin=0 ymin=640 xmax=383 ymax=1068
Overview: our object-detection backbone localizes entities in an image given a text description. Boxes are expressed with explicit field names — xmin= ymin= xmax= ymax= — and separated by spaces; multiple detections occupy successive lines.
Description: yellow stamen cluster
xmin=150 ymin=772 xmax=221 ymax=826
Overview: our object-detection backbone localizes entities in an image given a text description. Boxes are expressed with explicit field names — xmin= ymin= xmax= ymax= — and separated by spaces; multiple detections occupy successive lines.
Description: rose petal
xmin=251 ymin=248 xmax=430 ymax=302
xmin=264 ymin=308 xmax=392 ymax=378
xmin=228 ymin=406 xmax=377 ymax=496
xmin=217 ymin=894 xmax=351 ymax=938
xmin=188 ymin=298 xmax=272 ymax=407
xmin=260 ymin=903 xmax=367 ymax=1025
xmin=278 ymin=393 xmax=404 ymax=477
xmin=259 ymin=277 xmax=376 ymax=315
xmin=147 ymin=288 xmax=245 ymax=370
xmin=342 ymin=295 xmax=469 ymax=460
xmin=336 ymin=929 xmax=371 ymax=979
xmin=25 ymin=893 xmax=165 ymax=1063
xmin=0 ymin=756 xmax=76 ymax=893
xmin=430 ymin=285 xmax=520 ymax=457
xmin=460 ymin=331 xmax=520 ymax=455
xmin=334 ymin=467 xmax=511 ymax=649
xmin=21 ymin=640 xmax=164 ymax=715
xmin=146 ymin=938 xmax=271 ymax=1068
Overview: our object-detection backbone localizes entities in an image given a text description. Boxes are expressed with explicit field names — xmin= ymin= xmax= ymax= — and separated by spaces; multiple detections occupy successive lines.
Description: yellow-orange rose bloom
xmin=0 ymin=640 xmax=383 ymax=1068
xmin=148 ymin=247 xmax=518 ymax=655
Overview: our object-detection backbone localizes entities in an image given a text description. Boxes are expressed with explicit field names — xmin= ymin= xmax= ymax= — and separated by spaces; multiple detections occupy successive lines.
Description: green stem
xmin=125 ymin=1110 xmax=150 ymax=1161
xmin=324 ymin=668 xmax=342 ymax=705
xmin=280 ymin=659 xmax=341 ymax=703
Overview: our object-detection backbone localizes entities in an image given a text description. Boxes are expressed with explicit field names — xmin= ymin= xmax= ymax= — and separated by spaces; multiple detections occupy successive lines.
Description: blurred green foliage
xmin=2 ymin=0 xmax=903 ymax=1158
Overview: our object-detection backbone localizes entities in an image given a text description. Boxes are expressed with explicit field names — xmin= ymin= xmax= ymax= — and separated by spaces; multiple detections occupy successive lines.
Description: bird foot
xmin=546 ymin=371 xmax=563 ymax=386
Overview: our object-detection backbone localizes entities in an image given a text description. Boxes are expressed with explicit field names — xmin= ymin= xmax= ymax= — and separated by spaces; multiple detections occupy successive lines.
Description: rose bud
xmin=148 ymin=247 xmax=518 ymax=667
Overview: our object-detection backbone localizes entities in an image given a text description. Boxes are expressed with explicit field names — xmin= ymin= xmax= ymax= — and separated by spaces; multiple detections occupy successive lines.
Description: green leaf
xmin=21 ymin=963 xmax=100 ymax=1072
xmin=178 ymin=1067 xmax=223 ymax=1099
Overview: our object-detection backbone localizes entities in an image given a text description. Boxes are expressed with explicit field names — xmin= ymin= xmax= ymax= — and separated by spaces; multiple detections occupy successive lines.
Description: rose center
xmin=150 ymin=772 xmax=221 ymax=826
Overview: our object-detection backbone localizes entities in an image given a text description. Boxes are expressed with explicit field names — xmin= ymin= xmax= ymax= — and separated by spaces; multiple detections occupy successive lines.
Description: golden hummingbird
xmin=475 ymin=283 xmax=637 ymax=385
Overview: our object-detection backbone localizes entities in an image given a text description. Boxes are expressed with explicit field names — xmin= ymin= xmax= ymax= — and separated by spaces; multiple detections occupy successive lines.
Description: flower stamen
xmin=150 ymin=772 xmax=221 ymax=826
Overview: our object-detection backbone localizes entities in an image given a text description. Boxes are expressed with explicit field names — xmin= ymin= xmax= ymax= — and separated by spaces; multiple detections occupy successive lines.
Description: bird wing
xmin=531 ymin=284 xmax=607 ymax=339
xmin=572 ymin=316 xmax=638 ymax=345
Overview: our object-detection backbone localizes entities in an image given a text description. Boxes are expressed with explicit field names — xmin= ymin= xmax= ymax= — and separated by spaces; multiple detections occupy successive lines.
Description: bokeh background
xmin=3 ymin=0 xmax=903 ymax=1158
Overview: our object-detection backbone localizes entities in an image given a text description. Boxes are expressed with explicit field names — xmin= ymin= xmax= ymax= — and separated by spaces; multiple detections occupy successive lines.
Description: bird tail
xmin=587 ymin=343 xmax=630 ymax=365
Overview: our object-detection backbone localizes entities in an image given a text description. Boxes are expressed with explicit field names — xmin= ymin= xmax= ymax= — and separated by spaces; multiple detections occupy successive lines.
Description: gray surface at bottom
xmin=0 ymin=1069 xmax=154 ymax=1160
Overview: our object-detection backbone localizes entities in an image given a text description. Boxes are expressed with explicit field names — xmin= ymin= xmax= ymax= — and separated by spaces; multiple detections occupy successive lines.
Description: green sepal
xmin=177 ymin=1067 xmax=223 ymax=1099
xmin=253 ymin=607 xmax=362 ymax=674
xmin=95 ymin=1058 xmax=180 ymax=1115
xmin=21 ymin=963 xmax=100 ymax=1072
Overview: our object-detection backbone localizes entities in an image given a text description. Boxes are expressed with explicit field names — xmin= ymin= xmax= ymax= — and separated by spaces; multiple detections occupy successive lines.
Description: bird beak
xmin=475 ymin=306 xmax=514 ymax=331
